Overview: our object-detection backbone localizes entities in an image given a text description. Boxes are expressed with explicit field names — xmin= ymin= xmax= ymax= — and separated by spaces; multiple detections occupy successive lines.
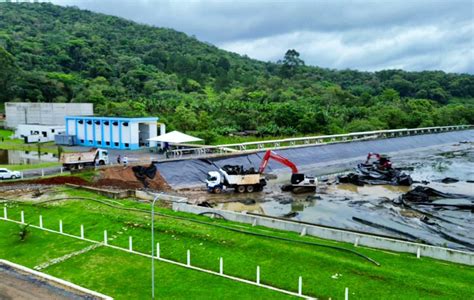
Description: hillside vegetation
xmin=1 ymin=3 xmax=473 ymax=143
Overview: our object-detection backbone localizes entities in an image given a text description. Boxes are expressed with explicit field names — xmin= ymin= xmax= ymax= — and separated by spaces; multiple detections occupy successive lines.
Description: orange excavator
xmin=259 ymin=150 xmax=317 ymax=193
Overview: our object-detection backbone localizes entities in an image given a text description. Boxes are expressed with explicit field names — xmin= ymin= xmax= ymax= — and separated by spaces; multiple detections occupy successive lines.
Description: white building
xmin=14 ymin=124 xmax=65 ymax=143
xmin=5 ymin=102 xmax=93 ymax=129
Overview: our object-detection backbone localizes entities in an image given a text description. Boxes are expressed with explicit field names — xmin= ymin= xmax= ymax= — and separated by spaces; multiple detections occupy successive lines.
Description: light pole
xmin=151 ymin=194 xmax=160 ymax=300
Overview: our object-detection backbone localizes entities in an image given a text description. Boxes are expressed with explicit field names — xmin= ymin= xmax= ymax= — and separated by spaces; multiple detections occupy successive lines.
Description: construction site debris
xmin=222 ymin=165 xmax=258 ymax=175
xmin=338 ymin=153 xmax=412 ymax=186
xmin=132 ymin=164 xmax=158 ymax=188
xmin=400 ymin=186 xmax=466 ymax=202
xmin=439 ymin=177 xmax=459 ymax=183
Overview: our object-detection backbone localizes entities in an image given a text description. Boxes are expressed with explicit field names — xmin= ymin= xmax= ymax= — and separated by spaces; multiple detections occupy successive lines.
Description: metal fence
xmin=166 ymin=125 xmax=473 ymax=159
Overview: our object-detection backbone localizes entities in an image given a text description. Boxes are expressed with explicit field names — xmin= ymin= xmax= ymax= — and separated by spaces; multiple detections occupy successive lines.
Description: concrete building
xmin=64 ymin=116 xmax=161 ymax=150
xmin=5 ymin=102 xmax=93 ymax=129
xmin=14 ymin=124 xmax=65 ymax=143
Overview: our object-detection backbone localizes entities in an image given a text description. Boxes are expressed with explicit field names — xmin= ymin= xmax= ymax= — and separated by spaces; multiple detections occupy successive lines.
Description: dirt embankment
xmin=0 ymin=166 xmax=171 ymax=192
xmin=96 ymin=166 xmax=170 ymax=191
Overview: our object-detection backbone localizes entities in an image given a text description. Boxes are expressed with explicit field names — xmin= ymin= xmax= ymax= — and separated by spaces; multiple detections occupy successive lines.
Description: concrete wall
xmin=172 ymin=202 xmax=474 ymax=266
xmin=5 ymin=103 xmax=93 ymax=129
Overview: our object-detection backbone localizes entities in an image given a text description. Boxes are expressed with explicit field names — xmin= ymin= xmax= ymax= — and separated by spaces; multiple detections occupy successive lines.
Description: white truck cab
xmin=206 ymin=171 xmax=224 ymax=193
xmin=206 ymin=167 xmax=266 ymax=193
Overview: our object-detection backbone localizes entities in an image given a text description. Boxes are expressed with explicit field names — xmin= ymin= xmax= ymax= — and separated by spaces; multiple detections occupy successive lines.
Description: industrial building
xmin=14 ymin=124 xmax=65 ymax=143
xmin=5 ymin=102 xmax=93 ymax=129
xmin=63 ymin=116 xmax=162 ymax=150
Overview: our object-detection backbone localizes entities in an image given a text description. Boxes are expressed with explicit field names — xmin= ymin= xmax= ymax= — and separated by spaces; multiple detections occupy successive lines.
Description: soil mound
xmin=97 ymin=166 xmax=170 ymax=191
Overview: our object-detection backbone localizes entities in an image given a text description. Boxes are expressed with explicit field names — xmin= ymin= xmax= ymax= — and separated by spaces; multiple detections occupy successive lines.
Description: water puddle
xmin=0 ymin=149 xmax=57 ymax=165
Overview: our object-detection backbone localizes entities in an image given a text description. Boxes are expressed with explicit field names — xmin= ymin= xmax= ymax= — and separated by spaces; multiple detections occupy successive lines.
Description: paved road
xmin=0 ymin=269 xmax=97 ymax=300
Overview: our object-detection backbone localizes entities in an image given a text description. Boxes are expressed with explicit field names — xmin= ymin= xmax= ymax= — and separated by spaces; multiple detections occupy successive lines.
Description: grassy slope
xmin=1 ymin=187 xmax=473 ymax=299
xmin=0 ymin=222 xmax=289 ymax=300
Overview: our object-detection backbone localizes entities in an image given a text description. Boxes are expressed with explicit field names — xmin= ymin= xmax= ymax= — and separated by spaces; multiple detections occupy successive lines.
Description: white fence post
xmin=39 ymin=215 xmax=43 ymax=228
xmin=345 ymin=287 xmax=349 ymax=300
xmin=80 ymin=225 xmax=84 ymax=239
xmin=59 ymin=220 xmax=63 ymax=233
xmin=354 ymin=237 xmax=360 ymax=247
xmin=129 ymin=236 xmax=133 ymax=252
xmin=21 ymin=172 xmax=24 ymax=179
xmin=60 ymin=167 xmax=64 ymax=174
xmin=298 ymin=276 xmax=302 ymax=296
xmin=256 ymin=266 xmax=260 ymax=285
xmin=300 ymin=227 xmax=307 ymax=236
xmin=252 ymin=218 xmax=257 ymax=227
xmin=156 ymin=243 xmax=160 ymax=258
xmin=417 ymin=247 xmax=421 ymax=259
xmin=41 ymin=169 xmax=44 ymax=177
xmin=219 ymin=257 xmax=223 ymax=275
xmin=104 ymin=230 xmax=108 ymax=245
xmin=187 ymin=249 xmax=191 ymax=266
xmin=20 ymin=211 xmax=25 ymax=224
xmin=3 ymin=207 xmax=7 ymax=219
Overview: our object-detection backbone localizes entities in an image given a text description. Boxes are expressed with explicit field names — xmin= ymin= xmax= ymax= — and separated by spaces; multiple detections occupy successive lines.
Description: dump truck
xmin=60 ymin=148 xmax=109 ymax=170
xmin=206 ymin=165 xmax=266 ymax=193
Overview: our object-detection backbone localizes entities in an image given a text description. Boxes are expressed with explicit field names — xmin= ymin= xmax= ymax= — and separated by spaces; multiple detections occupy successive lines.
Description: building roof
xmin=148 ymin=130 xmax=202 ymax=144
xmin=65 ymin=116 xmax=158 ymax=122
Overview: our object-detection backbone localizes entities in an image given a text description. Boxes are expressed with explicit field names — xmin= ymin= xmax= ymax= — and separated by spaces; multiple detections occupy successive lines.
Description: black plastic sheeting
xmin=155 ymin=130 xmax=474 ymax=189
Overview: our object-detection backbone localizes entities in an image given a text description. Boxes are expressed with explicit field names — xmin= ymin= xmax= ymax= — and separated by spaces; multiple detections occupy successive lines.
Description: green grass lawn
xmin=0 ymin=161 xmax=61 ymax=171
xmin=0 ymin=222 xmax=290 ymax=300
xmin=1 ymin=187 xmax=473 ymax=299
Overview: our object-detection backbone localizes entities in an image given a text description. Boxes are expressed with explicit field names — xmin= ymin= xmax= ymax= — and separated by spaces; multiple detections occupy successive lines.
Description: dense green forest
xmin=1 ymin=3 xmax=473 ymax=143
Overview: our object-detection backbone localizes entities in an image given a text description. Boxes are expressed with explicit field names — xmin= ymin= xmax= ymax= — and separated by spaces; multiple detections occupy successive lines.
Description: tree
xmin=0 ymin=47 xmax=18 ymax=102
xmin=279 ymin=49 xmax=304 ymax=78
xmin=173 ymin=105 xmax=198 ymax=132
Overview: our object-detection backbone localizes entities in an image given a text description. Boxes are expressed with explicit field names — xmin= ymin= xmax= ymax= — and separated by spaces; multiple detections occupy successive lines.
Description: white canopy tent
xmin=148 ymin=130 xmax=202 ymax=144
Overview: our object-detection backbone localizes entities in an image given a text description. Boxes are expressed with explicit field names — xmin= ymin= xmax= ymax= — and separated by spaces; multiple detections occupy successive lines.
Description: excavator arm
xmin=365 ymin=152 xmax=381 ymax=164
xmin=258 ymin=150 xmax=299 ymax=174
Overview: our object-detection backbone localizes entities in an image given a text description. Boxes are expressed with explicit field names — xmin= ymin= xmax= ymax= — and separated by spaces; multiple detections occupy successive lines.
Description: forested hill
xmin=1 ymin=3 xmax=473 ymax=142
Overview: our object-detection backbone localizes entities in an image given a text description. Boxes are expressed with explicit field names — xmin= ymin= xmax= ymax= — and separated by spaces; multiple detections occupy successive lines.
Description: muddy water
xmin=208 ymin=143 xmax=474 ymax=250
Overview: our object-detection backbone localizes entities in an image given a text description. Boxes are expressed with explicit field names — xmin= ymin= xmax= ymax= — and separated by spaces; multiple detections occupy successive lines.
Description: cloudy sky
xmin=50 ymin=0 xmax=474 ymax=74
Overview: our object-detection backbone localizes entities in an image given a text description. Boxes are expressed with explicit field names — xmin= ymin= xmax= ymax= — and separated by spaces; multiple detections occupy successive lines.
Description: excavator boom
xmin=258 ymin=150 xmax=299 ymax=174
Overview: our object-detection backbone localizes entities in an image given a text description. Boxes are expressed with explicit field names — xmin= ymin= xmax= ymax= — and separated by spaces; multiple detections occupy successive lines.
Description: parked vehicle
xmin=0 ymin=168 xmax=21 ymax=180
xmin=60 ymin=148 xmax=109 ymax=170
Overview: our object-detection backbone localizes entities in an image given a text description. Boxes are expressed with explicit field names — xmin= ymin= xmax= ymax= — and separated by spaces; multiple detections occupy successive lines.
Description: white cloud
xmin=220 ymin=21 xmax=474 ymax=73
